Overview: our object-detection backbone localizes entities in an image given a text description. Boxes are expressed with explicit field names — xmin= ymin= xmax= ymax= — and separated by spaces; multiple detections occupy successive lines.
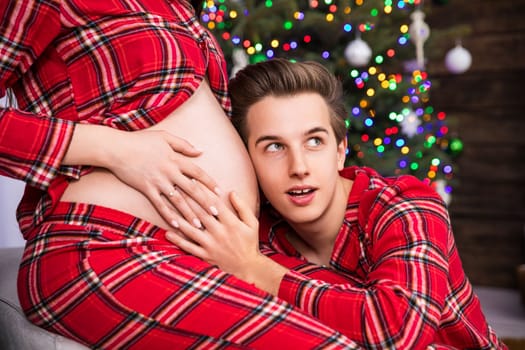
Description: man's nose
xmin=288 ymin=148 xmax=309 ymax=178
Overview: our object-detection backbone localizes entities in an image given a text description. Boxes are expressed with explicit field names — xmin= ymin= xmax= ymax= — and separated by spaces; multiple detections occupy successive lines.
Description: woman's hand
xmin=110 ymin=128 xmax=222 ymax=228
xmin=63 ymin=124 xmax=220 ymax=228
xmin=166 ymin=188 xmax=288 ymax=295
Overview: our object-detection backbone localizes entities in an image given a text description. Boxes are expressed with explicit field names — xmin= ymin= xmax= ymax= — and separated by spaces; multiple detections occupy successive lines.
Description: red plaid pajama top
xmin=259 ymin=166 xmax=507 ymax=349
xmin=0 ymin=1 xmax=359 ymax=348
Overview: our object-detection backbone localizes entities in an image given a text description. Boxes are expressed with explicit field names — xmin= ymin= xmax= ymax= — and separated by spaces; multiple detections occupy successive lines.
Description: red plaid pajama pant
xmin=17 ymin=202 xmax=359 ymax=349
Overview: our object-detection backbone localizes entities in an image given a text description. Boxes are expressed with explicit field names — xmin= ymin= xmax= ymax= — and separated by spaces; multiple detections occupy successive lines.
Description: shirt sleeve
xmin=278 ymin=193 xmax=452 ymax=348
xmin=0 ymin=109 xmax=75 ymax=190
xmin=0 ymin=0 xmax=76 ymax=190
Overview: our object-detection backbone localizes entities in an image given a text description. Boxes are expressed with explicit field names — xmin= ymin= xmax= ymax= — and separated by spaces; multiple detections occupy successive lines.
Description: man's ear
xmin=337 ymin=137 xmax=347 ymax=170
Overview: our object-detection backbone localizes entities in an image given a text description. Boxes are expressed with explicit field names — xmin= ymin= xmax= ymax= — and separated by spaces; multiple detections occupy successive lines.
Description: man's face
xmin=245 ymin=92 xmax=346 ymax=226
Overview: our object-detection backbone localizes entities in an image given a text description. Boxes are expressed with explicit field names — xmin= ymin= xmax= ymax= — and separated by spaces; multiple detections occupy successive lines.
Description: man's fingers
xmin=166 ymin=231 xmax=207 ymax=259
xmin=230 ymin=191 xmax=258 ymax=228
xmin=172 ymin=172 xmax=220 ymax=218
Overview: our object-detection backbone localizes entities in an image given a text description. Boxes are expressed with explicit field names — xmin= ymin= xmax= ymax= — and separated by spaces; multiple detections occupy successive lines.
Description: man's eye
xmin=307 ymin=137 xmax=322 ymax=147
xmin=266 ymin=143 xmax=283 ymax=152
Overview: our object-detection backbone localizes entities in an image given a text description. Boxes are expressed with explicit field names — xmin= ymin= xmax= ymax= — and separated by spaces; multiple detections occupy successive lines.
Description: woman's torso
xmin=9 ymin=0 xmax=258 ymax=230
xmin=61 ymin=81 xmax=258 ymax=229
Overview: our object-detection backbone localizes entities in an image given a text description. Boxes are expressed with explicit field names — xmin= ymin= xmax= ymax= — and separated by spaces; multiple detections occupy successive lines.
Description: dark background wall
xmin=426 ymin=0 xmax=525 ymax=288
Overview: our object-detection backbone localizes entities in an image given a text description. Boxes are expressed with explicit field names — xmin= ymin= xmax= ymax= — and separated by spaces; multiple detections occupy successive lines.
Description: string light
xmin=201 ymin=0 xmax=461 ymax=188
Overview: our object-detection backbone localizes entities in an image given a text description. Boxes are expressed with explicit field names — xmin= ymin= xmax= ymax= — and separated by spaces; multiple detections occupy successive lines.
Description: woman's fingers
xmin=162 ymin=186 xmax=202 ymax=228
xmin=153 ymin=132 xmax=221 ymax=227
xmin=169 ymin=171 xmax=220 ymax=219
xmin=165 ymin=133 xmax=202 ymax=157
xmin=165 ymin=133 xmax=220 ymax=196
xmin=136 ymin=171 xmax=200 ymax=229
xmin=182 ymin=164 xmax=221 ymax=196
xmin=182 ymin=189 xmax=225 ymax=234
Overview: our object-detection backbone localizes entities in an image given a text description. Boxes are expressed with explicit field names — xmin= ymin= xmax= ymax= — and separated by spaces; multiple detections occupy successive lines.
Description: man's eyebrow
xmin=306 ymin=126 xmax=329 ymax=136
xmin=255 ymin=135 xmax=280 ymax=147
xmin=254 ymin=127 xmax=329 ymax=146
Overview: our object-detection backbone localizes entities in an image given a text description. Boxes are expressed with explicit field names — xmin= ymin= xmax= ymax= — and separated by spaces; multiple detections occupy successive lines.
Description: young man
xmin=167 ymin=58 xmax=506 ymax=349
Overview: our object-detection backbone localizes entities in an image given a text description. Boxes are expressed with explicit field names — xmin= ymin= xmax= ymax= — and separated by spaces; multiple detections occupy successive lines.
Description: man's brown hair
xmin=229 ymin=58 xmax=348 ymax=145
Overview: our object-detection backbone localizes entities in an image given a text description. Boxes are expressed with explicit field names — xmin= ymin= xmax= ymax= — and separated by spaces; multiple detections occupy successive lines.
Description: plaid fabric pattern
xmin=259 ymin=166 xmax=507 ymax=349
xmin=0 ymin=0 xmax=230 ymax=232
xmin=2 ymin=1 xmax=361 ymax=348
xmin=17 ymin=202 xmax=360 ymax=349
xmin=0 ymin=110 xmax=74 ymax=189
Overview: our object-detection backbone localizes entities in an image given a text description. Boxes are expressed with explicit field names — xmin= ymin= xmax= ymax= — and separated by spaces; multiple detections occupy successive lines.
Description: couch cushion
xmin=0 ymin=247 xmax=89 ymax=350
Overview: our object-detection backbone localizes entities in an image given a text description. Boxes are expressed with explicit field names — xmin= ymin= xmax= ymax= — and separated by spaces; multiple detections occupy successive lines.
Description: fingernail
xmin=214 ymin=187 xmax=222 ymax=195
xmin=210 ymin=206 xmax=219 ymax=216
xmin=171 ymin=220 xmax=179 ymax=228
xmin=193 ymin=218 xmax=202 ymax=228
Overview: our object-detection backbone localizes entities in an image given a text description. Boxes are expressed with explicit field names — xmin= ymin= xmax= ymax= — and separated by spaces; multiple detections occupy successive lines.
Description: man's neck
xmin=287 ymin=177 xmax=353 ymax=266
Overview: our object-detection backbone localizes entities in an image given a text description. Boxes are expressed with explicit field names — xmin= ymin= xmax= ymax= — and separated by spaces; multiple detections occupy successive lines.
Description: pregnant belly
xmin=61 ymin=81 xmax=258 ymax=230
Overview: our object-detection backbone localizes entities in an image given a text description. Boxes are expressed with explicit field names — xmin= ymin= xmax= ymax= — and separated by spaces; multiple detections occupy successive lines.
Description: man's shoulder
xmin=343 ymin=166 xmax=445 ymax=228
xmin=343 ymin=165 xmax=439 ymax=199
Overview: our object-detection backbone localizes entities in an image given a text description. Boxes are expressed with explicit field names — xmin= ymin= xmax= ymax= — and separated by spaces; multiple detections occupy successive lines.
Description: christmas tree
xmin=202 ymin=0 xmax=465 ymax=199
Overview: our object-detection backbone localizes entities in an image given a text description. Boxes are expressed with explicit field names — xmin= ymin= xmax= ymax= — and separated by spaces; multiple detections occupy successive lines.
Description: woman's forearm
xmin=62 ymin=124 xmax=121 ymax=167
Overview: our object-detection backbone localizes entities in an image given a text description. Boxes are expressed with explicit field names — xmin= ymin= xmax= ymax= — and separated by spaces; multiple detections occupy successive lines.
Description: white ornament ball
xmin=230 ymin=48 xmax=249 ymax=77
xmin=344 ymin=38 xmax=372 ymax=67
xmin=445 ymin=44 xmax=472 ymax=74
xmin=400 ymin=110 xmax=421 ymax=138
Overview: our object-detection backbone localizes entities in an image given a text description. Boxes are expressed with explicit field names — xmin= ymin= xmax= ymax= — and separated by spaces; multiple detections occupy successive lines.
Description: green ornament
xmin=250 ymin=53 xmax=267 ymax=64
xmin=449 ymin=138 xmax=464 ymax=155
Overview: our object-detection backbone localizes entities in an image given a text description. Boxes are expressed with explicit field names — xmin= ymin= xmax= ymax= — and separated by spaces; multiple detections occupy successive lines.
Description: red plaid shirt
xmin=260 ymin=166 xmax=506 ymax=349
xmin=2 ymin=2 xmax=363 ymax=348
xmin=0 ymin=0 xmax=229 ymax=235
